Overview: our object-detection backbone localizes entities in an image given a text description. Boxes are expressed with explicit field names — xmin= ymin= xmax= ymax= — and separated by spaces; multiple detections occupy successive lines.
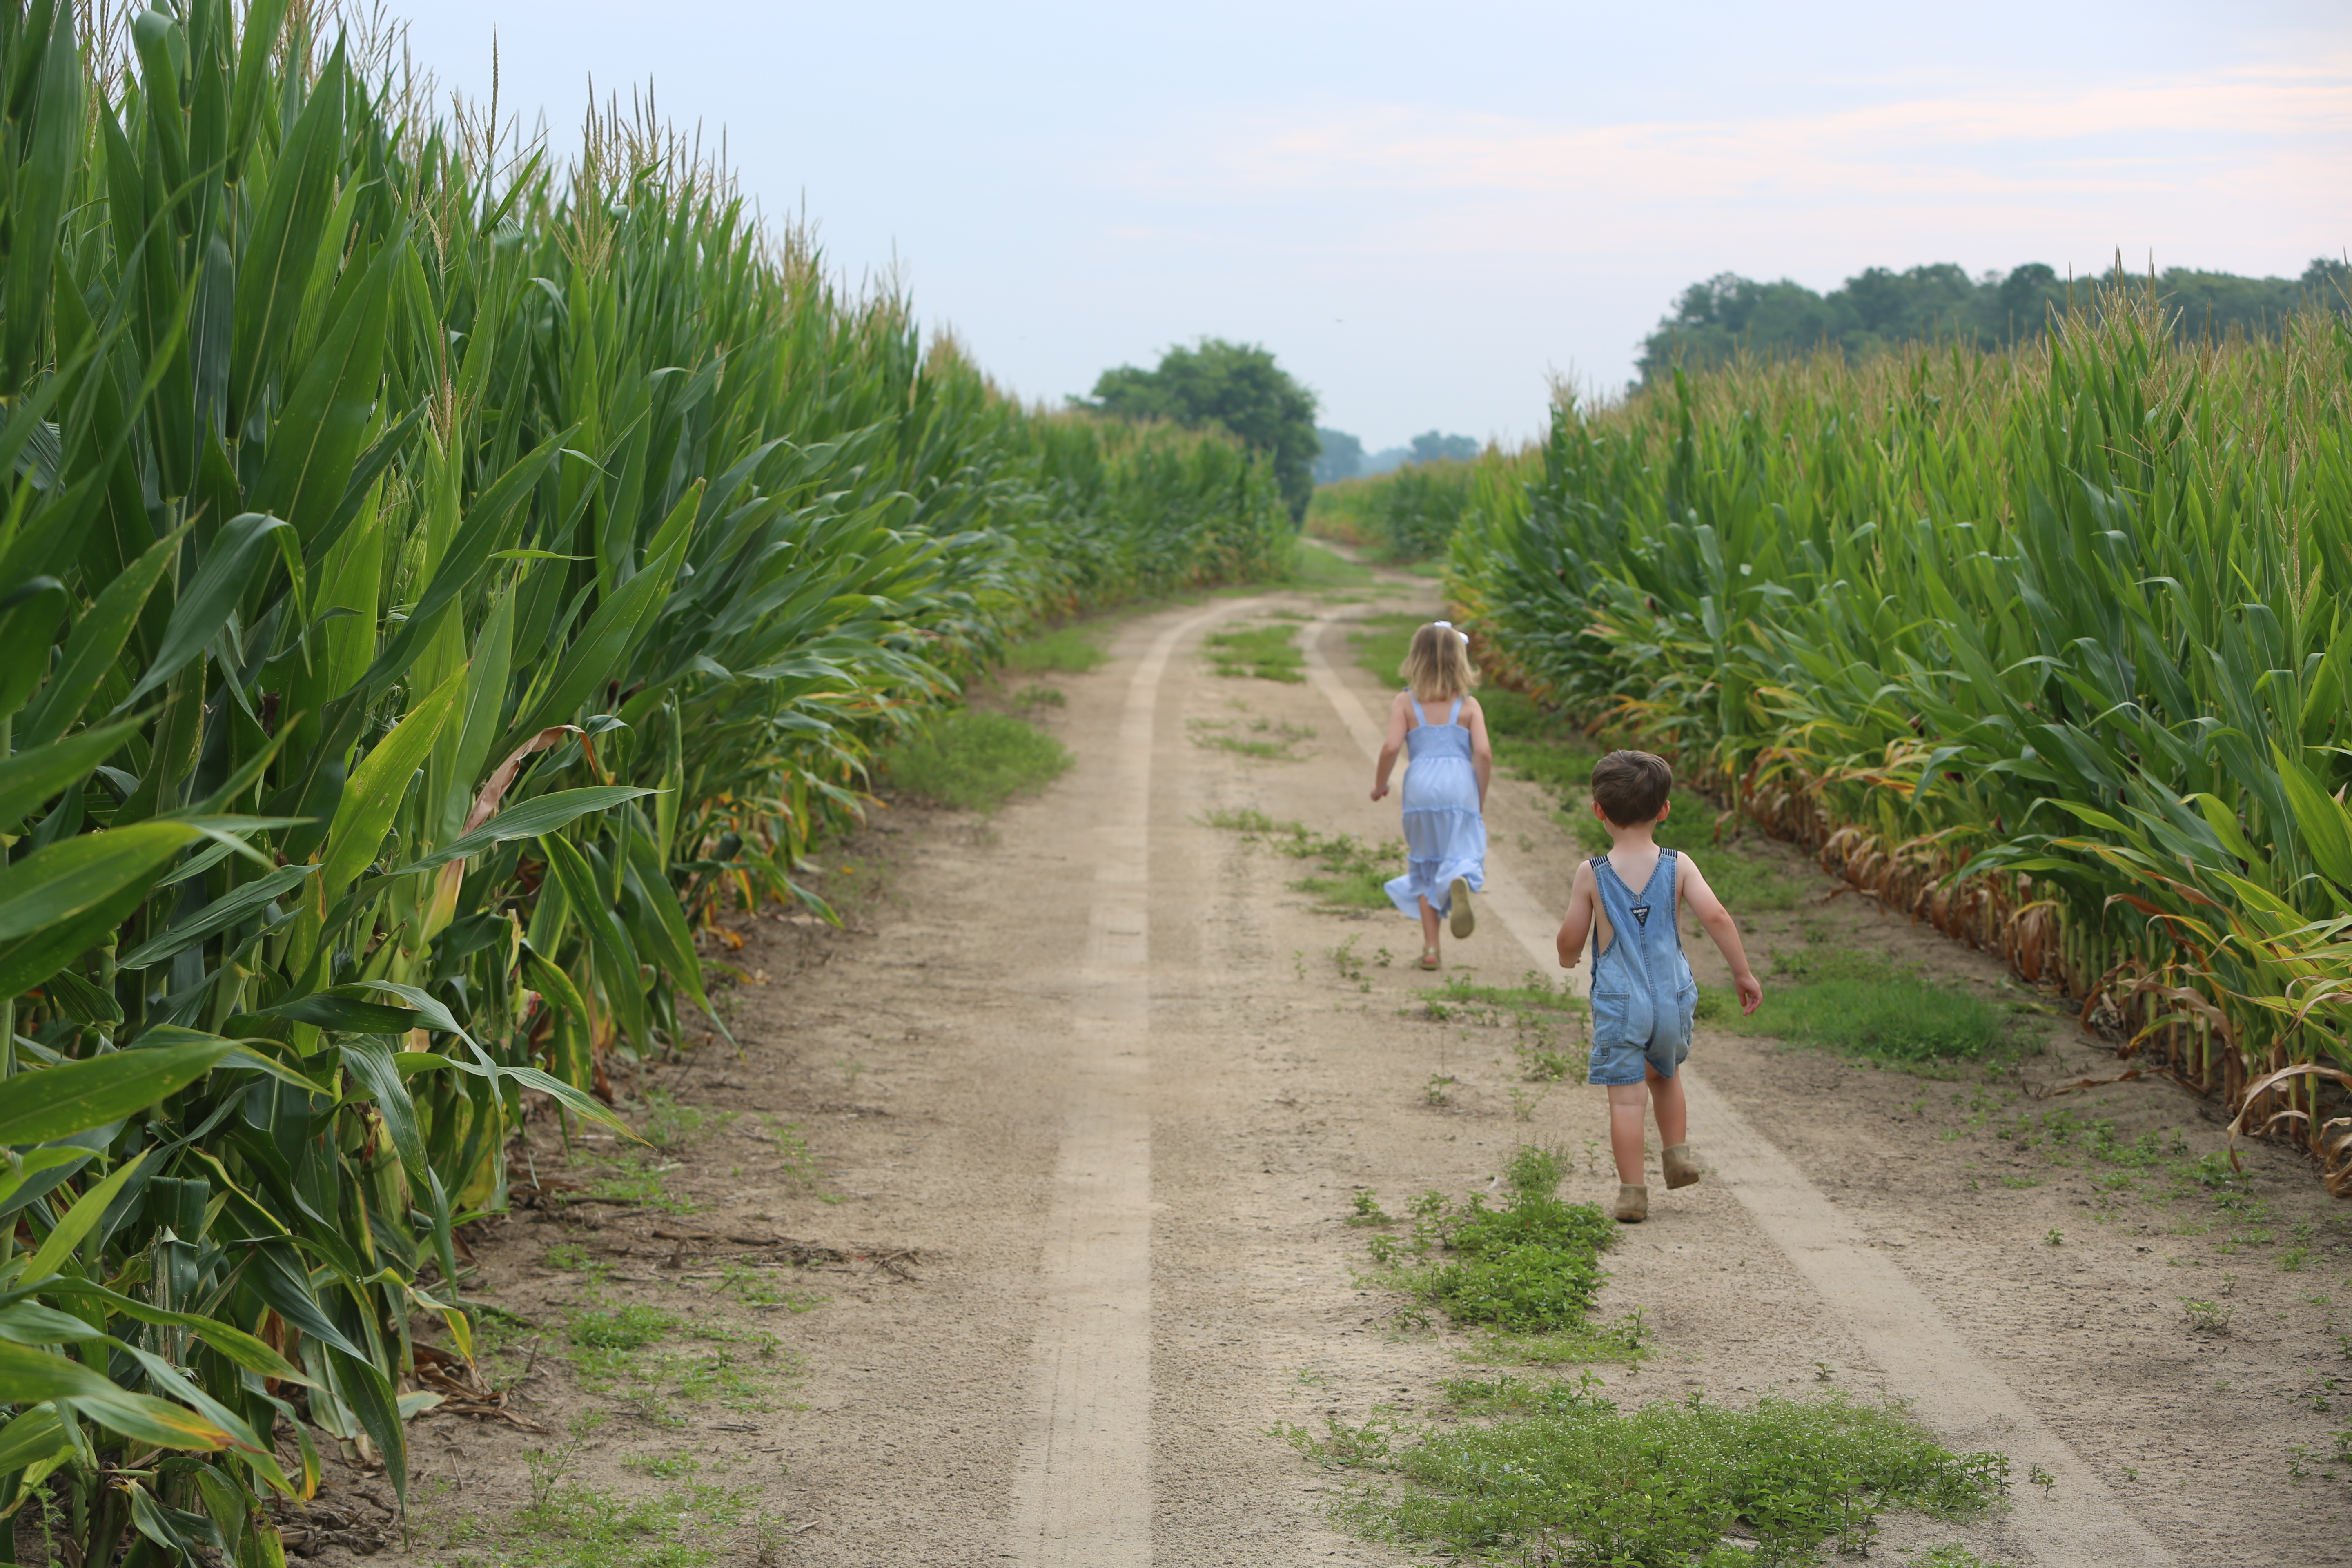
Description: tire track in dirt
xmin=1300 ymin=611 xmax=2177 ymax=1568
xmin=1004 ymin=600 xmax=1254 ymax=1566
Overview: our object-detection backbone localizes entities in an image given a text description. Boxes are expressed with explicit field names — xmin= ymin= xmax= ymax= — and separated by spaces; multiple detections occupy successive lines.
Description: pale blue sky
xmin=385 ymin=1 xmax=2350 ymax=450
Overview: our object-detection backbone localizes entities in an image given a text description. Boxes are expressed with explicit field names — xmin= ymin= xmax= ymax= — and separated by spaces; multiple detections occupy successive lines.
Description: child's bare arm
xmin=1463 ymin=697 xmax=1494 ymax=810
xmin=1370 ymin=693 xmax=1410 ymax=801
xmin=1678 ymin=856 xmax=1762 ymax=1013
xmin=1555 ymin=861 xmax=1597 ymax=969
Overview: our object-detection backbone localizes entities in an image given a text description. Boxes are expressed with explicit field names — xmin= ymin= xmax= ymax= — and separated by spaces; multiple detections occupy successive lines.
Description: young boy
xmin=1554 ymin=751 xmax=1762 ymax=1223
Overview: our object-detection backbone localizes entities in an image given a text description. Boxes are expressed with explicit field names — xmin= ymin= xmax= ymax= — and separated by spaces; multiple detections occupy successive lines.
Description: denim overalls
xmin=1585 ymin=849 xmax=1700 ymax=1086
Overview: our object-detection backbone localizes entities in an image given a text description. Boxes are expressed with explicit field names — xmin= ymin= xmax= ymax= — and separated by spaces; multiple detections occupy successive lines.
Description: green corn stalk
xmin=1449 ymin=284 xmax=2351 ymax=1178
xmin=0 ymin=3 xmax=1287 ymax=1562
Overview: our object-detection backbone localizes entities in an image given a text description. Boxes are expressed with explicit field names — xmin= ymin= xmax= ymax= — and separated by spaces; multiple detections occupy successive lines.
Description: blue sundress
xmin=1384 ymin=697 xmax=1486 ymax=919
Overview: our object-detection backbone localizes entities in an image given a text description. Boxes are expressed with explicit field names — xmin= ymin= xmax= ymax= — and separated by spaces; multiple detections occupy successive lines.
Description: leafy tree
xmin=1638 ymin=258 xmax=2349 ymax=381
xmin=1088 ymin=339 xmax=1320 ymax=517
xmin=1409 ymin=431 xmax=1481 ymax=464
xmin=1315 ymin=426 xmax=1365 ymax=485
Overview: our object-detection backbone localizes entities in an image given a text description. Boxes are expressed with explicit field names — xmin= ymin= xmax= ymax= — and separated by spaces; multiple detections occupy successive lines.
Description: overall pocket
xmin=1676 ymin=979 xmax=1700 ymax=1045
xmin=1590 ymin=991 xmax=1633 ymax=1048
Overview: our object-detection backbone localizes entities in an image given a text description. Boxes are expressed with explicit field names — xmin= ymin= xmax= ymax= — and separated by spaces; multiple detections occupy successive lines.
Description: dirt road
xmin=383 ymin=574 xmax=2352 ymax=1568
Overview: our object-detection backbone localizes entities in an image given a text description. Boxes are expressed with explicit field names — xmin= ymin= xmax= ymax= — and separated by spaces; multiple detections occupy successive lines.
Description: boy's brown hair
xmin=1592 ymin=750 xmax=1673 ymax=826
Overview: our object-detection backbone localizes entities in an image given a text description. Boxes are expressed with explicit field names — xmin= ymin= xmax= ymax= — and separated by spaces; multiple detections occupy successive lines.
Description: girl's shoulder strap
xmin=1406 ymin=695 xmax=1428 ymax=727
xmin=1445 ymin=697 xmax=1463 ymax=726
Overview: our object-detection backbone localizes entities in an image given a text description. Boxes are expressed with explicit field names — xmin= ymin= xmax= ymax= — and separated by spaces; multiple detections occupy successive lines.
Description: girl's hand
xmin=1370 ymin=781 xmax=1389 ymax=802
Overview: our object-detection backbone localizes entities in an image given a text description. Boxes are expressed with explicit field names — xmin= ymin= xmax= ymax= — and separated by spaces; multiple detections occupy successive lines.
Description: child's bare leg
xmin=1606 ymin=1082 xmax=1649 ymax=1184
xmin=1417 ymin=896 xmax=1442 ymax=956
xmin=1648 ymin=1065 xmax=1688 ymax=1147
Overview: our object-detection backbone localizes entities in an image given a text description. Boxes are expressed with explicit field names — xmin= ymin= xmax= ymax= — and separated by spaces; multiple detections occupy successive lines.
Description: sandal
xmin=1448 ymin=877 xmax=1475 ymax=940
xmin=1419 ymin=948 xmax=1441 ymax=971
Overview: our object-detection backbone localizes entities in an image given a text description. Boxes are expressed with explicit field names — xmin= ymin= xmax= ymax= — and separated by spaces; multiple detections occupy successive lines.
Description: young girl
xmin=1370 ymin=621 xmax=1494 ymax=969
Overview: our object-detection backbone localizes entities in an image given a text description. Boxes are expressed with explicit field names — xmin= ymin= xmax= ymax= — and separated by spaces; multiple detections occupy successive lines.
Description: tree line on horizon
xmin=1072 ymin=256 xmax=2351 ymax=500
xmin=1074 ymin=338 xmax=1480 ymax=501
xmin=1639 ymin=257 xmax=2350 ymax=381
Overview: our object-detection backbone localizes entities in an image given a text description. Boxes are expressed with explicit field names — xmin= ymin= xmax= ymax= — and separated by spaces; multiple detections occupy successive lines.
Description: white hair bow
xmin=1433 ymin=620 xmax=1470 ymax=645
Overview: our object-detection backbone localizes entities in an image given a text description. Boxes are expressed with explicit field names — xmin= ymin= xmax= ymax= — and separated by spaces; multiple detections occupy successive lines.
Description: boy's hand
xmin=1735 ymin=972 xmax=1763 ymax=1014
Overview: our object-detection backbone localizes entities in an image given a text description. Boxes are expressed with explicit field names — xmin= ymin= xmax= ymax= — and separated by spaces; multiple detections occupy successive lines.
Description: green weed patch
xmin=563 ymin=1299 xmax=796 ymax=1423
xmin=1419 ymin=971 xmax=1587 ymax=1016
xmin=1286 ymin=539 xmax=1377 ymax=588
xmin=578 ymin=1152 xmax=698 ymax=1216
xmin=1349 ymin=612 xmax=1425 ymax=684
xmin=1004 ymin=624 xmax=1109 ymax=673
xmin=1189 ymin=716 xmax=1317 ymax=761
xmin=1206 ymin=622 xmax=1307 ymax=681
xmin=1410 ymin=974 xmax=1588 ymax=1081
xmin=639 ymin=1089 xmax=736 ymax=1150
xmin=1747 ymin=949 xmax=2019 ymax=1069
xmin=1203 ymin=807 xmax=1402 ymax=911
xmin=445 ymin=1479 xmax=755 ymax=1568
xmin=430 ymin=1411 xmax=784 ymax=1568
xmin=1481 ymin=687 xmax=1605 ymax=804
xmin=1358 ymin=1149 xmax=1641 ymax=1356
xmin=880 ymin=710 xmax=1072 ymax=811
xmin=1976 ymin=1107 xmax=2286 ymax=1240
xmin=1699 ymin=844 xmax=1803 ymax=911
xmin=1286 ymin=1376 xmax=2008 ymax=1564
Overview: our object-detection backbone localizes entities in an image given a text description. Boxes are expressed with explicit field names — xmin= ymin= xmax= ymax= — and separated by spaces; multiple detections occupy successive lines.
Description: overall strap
xmin=1445 ymin=697 xmax=1463 ymax=726
xmin=1590 ymin=854 xmax=1662 ymax=997
xmin=1658 ymin=848 xmax=1683 ymax=950
xmin=1588 ymin=856 xmax=1608 ymax=967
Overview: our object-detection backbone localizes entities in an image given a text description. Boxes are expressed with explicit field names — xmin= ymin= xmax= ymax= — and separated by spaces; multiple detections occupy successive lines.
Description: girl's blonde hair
xmin=1401 ymin=622 xmax=1478 ymax=703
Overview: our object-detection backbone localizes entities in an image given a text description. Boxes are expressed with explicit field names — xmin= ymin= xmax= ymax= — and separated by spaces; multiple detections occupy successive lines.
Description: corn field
xmin=0 ymin=1 xmax=1286 ymax=1559
xmin=1451 ymin=287 xmax=2352 ymax=1189
xmin=1305 ymin=458 xmax=1479 ymax=562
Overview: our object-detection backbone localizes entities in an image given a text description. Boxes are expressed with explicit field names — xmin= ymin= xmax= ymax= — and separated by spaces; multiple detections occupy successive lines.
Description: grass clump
xmin=762 ymin=1118 xmax=828 ymax=1191
xmin=1285 ymin=537 xmax=1377 ymax=588
xmin=1349 ymin=612 xmax=1425 ymax=684
xmin=1189 ymin=715 xmax=1317 ymax=761
xmin=1414 ymin=972 xmax=1589 ymax=1080
xmin=712 ymin=1259 xmax=827 ymax=1313
xmin=639 ymin=1089 xmax=735 ymax=1151
xmin=880 ymin=710 xmax=1071 ymax=811
xmin=581 ymin=1152 xmax=698 ymax=1216
xmin=1420 ymin=971 xmax=1586 ymax=1016
xmin=450 ymin=1477 xmax=753 ymax=1568
xmin=1206 ymin=622 xmax=1307 ymax=682
xmin=1746 ymin=949 xmax=2018 ymax=1068
xmin=1363 ymin=1147 xmax=1640 ymax=1358
xmin=1483 ymin=695 xmax=1804 ymax=920
xmin=1482 ymin=688 xmax=1606 ymax=801
xmin=1203 ymin=807 xmax=1401 ymax=911
xmin=1288 ymin=1376 xmax=2008 ymax=1564
xmin=1701 ymin=850 xmax=1800 ymax=912
xmin=1003 ymin=624 xmax=1107 ymax=673
xmin=563 ymin=1300 xmax=794 ymax=1422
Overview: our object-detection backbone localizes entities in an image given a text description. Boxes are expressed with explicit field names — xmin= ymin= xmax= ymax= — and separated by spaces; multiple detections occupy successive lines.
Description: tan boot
xmin=1614 ymin=1183 xmax=1648 ymax=1223
xmin=1663 ymin=1143 xmax=1702 ymax=1190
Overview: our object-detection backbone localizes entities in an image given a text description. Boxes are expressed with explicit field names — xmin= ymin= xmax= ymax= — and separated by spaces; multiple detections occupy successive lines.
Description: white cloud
xmin=1206 ymin=59 xmax=2352 ymax=206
